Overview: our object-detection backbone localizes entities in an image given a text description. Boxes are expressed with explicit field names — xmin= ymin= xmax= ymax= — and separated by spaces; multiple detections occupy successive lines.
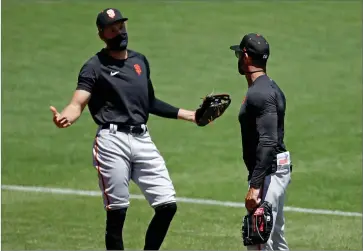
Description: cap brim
xmin=113 ymin=17 xmax=128 ymax=23
xmin=230 ymin=45 xmax=241 ymax=51
xmin=110 ymin=17 xmax=129 ymax=24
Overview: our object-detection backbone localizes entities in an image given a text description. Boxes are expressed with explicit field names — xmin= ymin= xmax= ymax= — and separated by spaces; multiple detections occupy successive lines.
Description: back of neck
xmin=246 ymin=71 xmax=266 ymax=87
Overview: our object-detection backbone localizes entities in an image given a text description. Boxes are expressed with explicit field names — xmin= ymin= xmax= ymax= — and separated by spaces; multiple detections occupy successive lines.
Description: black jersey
xmin=76 ymin=49 xmax=179 ymax=126
xmin=238 ymin=74 xmax=288 ymax=188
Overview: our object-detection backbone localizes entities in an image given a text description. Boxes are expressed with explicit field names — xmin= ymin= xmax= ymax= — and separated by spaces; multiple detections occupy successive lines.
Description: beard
xmin=238 ymin=58 xmax=245 ymax=75
xmin=106 ymin=32 xmax=128 ymax=51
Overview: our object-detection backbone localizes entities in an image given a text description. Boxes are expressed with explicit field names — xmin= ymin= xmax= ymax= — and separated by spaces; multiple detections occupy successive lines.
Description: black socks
xmin=104 ymin=203 xmax=177 ymax=250
xmin=144 ymin=203 xmax=177 ymax=250
xmin=105 ymin=208 xmax=127 ymax=250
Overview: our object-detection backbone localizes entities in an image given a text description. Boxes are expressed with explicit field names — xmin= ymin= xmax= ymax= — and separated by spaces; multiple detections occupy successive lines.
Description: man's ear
xmin=243 ymin=52 xmax=251 ymax=65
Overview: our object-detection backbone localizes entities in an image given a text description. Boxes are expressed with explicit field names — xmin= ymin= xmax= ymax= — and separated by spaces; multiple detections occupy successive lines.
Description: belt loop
xmin=109 ymin=124 xmax=117 ymax=134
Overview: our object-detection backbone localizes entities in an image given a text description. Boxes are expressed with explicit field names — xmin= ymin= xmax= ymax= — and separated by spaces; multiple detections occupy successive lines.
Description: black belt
xmin=101 ymin=123 xmax=147 ymax=135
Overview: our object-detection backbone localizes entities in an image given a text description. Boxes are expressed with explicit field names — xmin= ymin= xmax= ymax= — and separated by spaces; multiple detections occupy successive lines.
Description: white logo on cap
xmin=263 ymin=55 xmax=268 ymax=59
xmin=106 ymin=9 xmax=116 ymax=18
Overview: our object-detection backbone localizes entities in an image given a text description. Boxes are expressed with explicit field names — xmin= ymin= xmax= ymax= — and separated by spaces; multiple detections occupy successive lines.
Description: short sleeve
xmin=76 ymin=61 xmax=97 ymax=93
xmin=142 ymin=55 xmax=151 ymax=80
xmin=142 ymin=55 xmax=155 ymax=102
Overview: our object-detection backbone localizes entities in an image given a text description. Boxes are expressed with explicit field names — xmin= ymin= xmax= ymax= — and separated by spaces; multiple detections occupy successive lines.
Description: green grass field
xmin=2 ymin=0 xmax=362 ymax=250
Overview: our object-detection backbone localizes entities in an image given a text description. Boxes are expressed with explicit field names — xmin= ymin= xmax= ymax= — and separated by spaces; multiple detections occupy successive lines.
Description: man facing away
xmin=230 ymin=33 xmax=292 ymax=251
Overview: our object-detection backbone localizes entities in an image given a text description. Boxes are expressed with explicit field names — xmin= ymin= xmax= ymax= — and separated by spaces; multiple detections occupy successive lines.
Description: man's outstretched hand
xmin=50 ymin=106 xmax=71 ymax=128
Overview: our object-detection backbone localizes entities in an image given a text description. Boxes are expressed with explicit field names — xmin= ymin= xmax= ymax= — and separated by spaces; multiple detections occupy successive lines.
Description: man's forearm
xmin=250 ymin=144 xmax=275 ymax=188
xmin=149 ymin=98 xmax=195 ymax=123
xmin=149 ymin=98 xmax=180 ymax=119
xmin=250 ymin=111 xmax=278 ymax=188
xmin=60 ymin=103 xmax=83 ymax=124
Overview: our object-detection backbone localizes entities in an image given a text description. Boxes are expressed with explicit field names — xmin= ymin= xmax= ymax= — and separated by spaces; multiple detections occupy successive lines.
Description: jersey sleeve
xmin=143 ymin=56 xmax=179 ymax=119
xmin=248 ymin=91 xmax=278 ymax=189
xmin=76 ymin=60 xmax=98 ymax=93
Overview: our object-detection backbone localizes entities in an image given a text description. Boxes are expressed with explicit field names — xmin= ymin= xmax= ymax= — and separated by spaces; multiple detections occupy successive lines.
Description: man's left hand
xmin=245 ymin=187 xmax=261 ymax=212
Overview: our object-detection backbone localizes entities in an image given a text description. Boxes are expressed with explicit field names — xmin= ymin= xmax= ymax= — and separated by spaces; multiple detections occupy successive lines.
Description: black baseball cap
xmin=96 ymin=8 xmax=128 ymax=30
xmin=230 ymin=33 xmax=270 ymax=60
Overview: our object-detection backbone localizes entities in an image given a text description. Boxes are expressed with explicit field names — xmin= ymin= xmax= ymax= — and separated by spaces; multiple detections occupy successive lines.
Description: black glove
xmin=195 ymin=93 xmax=231 ymax=126
xmin=241 ymin=201 xmax=273 ymax=246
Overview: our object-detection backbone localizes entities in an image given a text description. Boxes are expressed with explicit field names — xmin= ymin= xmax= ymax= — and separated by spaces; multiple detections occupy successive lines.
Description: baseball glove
xmin=195 ymin=93 xmax=231 ymax=126
xmin=241 ymin=201 xmax=273 ymax=246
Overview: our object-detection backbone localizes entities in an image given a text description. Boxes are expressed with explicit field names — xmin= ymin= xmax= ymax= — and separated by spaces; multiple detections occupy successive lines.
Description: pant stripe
xmin=94 ymin=137 xmax=111 ymax=209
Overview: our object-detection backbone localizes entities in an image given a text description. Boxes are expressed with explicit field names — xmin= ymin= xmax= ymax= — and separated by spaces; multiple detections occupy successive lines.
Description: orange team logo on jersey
xmin=134 ymin=64 xmax=142 ymax=76
xmin=242 ymin=96 xmax=247 ymax=104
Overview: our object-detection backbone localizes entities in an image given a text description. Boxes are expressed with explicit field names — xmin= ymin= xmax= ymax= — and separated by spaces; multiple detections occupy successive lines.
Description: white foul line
xmin=2 ymin=184 xmax=362 ymax=217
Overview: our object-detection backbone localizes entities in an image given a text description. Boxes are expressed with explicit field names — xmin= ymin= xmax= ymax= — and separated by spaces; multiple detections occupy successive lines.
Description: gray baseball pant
xmin=92 ymin=124 xmax=176 ymax=210
xmin=247 ymin=151 xmax=292 ymax=251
